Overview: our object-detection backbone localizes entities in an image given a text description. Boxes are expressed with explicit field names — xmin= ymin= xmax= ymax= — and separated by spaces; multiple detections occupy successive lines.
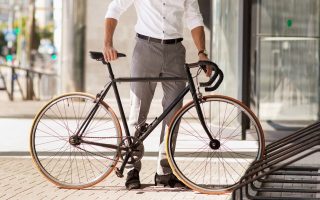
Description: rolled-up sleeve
xmin=105 ymin=0 xmax=134 ymax=20
xmin=184 ymin=0 xmax=204 ymax=30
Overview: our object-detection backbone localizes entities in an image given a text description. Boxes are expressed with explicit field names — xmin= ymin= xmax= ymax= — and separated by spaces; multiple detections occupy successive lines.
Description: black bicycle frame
xmin=78 ymin=61 xmax=214 ymax=151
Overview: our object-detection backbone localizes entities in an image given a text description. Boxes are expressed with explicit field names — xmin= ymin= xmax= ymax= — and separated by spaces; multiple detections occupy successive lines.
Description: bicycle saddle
xmin=89 ymin=51 xmax=126 ymax=61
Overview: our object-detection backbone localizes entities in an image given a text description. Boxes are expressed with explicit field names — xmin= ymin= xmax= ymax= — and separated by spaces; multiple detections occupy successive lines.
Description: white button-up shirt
xmin=105 ymin=0 xmax=204 ymax=39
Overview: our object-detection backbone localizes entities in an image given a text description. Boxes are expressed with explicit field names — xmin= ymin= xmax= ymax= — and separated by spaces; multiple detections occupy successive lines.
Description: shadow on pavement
xmin=79 ymin=184 xmax=190 ymax=193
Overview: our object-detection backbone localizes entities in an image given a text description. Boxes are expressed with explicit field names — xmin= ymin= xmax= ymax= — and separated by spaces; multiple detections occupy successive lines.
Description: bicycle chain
xmin=82 ymin=136 xmax=123 ymax=139
xmin=75 ymin=145 xmax=123 ymax=163
xmin=75 ymin=136 xmax=139 ymax=164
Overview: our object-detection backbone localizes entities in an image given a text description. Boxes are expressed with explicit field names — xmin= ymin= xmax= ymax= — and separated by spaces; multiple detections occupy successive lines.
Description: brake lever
xmin=200 ymin=64 xmax=207 ymax=73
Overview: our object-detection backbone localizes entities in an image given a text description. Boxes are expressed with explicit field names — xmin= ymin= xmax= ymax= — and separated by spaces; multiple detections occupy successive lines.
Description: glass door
xmin=254 ymin=0 xmax=320 ymax=122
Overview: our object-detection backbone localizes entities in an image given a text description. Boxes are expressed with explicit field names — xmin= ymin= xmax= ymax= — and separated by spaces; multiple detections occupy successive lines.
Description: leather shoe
xmin=154 ymin=173 xmax=186 ymax=188
xmin=125 ymin=169 xmax=141 ymax=190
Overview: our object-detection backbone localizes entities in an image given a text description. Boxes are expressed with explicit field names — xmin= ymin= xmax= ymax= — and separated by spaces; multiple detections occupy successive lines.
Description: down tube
xmin=139 ymin=86 xmax=190 ymax=142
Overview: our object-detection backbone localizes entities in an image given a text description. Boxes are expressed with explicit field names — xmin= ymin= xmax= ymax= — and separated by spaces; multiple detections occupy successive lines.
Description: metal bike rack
xmin=232 ymin=121 xmax=320 ymax=200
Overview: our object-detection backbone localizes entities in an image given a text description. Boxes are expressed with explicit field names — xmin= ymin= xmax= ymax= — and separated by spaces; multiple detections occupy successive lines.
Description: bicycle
xmin=29 ymin=51 xmax=265 ymax=195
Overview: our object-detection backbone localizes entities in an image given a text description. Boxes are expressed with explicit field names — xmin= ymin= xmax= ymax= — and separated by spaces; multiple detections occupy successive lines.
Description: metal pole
xmin=26 ymin=0 xmax=36 ymax=68
xmin=241 ymin=0 xmax=252 ymax=139
xmin=10 ymin=68 xmax=14 ymax=101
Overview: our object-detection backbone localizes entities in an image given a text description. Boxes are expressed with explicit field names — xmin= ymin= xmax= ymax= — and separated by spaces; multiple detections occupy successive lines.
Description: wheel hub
xmin=209 ymin=139 xmax=221 ymax=150
xmin=69 ymin=135 xmax=81 ymax=146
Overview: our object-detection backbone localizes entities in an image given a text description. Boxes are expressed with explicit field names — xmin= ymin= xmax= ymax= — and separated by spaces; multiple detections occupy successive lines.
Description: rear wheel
xmin=166 ymin=95 xmax=265 ymax=194
xmin=30 ymin=93 xmax=122 ymax=189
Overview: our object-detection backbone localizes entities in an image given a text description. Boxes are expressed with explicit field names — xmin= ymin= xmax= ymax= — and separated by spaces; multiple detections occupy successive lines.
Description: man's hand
xmin=103 ymin=18 xmax=118 ymax=62
xmin=199 ymin=53 xmax=212 ymax=77
xmin=103 ymin=45 xmax=118 ymax=62
xmin=190 ymin=26 xmax=212 ymax=77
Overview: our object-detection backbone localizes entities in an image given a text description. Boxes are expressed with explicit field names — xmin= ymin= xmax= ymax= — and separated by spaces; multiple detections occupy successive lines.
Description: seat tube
xmin=106 ymin=63 xmax=131 ymax=140
xmin=185 ymin=65 xmax=215 ymax=142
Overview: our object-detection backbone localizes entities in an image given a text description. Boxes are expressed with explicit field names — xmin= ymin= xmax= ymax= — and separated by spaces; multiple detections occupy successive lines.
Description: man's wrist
xmin=104 ymin=41 xmax=113 ymax=48
xmin=198 ymin=49 xmax=208 ymax=57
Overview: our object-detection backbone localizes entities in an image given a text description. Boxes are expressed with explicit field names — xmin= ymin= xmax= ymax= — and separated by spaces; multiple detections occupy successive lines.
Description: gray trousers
xmin=127 ymin=37 xmax=186 ymax=175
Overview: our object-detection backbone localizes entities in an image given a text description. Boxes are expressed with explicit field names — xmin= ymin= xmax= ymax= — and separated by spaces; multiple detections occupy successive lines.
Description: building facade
xmin=58 ymin=0 xmax=320 ymax=126
xmin=1 ymin=0 xmax=319 ymax=127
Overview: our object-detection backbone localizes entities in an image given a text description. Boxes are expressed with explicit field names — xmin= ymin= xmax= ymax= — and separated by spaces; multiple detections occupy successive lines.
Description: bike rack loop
xmin=232 ymin=122 xmax=320 ymax=200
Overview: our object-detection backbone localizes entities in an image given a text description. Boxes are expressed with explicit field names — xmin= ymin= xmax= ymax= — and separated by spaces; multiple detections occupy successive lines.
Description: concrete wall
xmin=84 ymin=0 xmax=211 ymax=100
xmin=61 ymin=0 xmax=86 ymax=93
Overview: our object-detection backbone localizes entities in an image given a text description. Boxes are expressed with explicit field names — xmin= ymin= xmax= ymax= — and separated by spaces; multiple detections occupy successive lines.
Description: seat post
xmin=104 ymin=62 xmax=116 ymax=81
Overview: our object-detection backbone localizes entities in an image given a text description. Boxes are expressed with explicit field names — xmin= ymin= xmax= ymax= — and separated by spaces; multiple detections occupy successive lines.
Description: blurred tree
xmin=39 ymin=23 xmax=54 ymax=41
xmin=34 ymin=23 xmax=54 ymax=50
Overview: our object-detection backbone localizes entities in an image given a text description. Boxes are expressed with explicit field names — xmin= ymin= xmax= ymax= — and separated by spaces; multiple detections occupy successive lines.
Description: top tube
xmin=114 ymin=77 xmax=188 ymax=83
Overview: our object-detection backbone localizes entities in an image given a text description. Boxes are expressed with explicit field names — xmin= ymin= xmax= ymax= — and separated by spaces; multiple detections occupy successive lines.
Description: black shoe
xmin=154 ymin=173 xmax=186 ymax=188
xmin=125 ymin=169 xmax=141 ymax=190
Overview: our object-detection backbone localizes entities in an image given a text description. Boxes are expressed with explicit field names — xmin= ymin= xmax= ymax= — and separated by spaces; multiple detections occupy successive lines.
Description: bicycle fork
xmin=185 ymin=66 xmax=221 ymax=149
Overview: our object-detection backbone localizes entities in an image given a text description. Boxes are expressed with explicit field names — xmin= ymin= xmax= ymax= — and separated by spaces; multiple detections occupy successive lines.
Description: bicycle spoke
xmin=37 ymin=128 xmax=68 ymax=141
xmin=44 ymin=113 xmax=69 ymax=130
xmin=84 ymin=123 xmax=115 ymax=136
xmin=180 ymin=144 xmax=209 ymax=172
xmin=220 ymin=124 xmax=242 ymax=145
xmin=80 ymin=151 xmax=89 ymax=182
xmin=221 ymin=145 xmax=255 ymax=162
xmin=41 ymin=141 xmax=69 ymax=167
xmin=36 ymin=138 xmax=67 ymax=146
xmin=38 ymin=122 xmax=68 ymax=141
xmin=85 ymin=118 xmax=112 ymax=135
xmin=54 ymin=103 xmax=69 ymax=132
xmin=183 ymin=111 xmax=211 ymax=143
xmin=178 ymin=127 xmax=209 ymax=144
xmin=31 ymin=94 xmax=121 ymax=188
xmin=83 ymin=106 xmax=103 ymax=136
xmin=167 ymin=96 xmax=264 ymax=194
xmin=217 ymin=151 xmax=237 ymax=185
xmin=218 ymin=104 xmax=237 ymax=140
xmin=71 ymin=98 xmax=79 ymax=130
xmin=218 ymin=103 xmax=228 ymax=140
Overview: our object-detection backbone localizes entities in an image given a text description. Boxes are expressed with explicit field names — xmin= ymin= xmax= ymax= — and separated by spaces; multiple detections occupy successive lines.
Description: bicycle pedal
xmin=115 ymin=168 xmax=124 ymax=178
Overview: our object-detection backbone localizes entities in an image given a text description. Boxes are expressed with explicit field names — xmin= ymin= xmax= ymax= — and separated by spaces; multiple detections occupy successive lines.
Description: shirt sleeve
xmin=184 ymin=0 xmax=204 ymax=30
xmin=105 ymin=0 xmax=134 ymax=20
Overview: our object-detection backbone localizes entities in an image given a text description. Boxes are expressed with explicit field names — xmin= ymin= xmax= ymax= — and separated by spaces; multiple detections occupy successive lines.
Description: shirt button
xmin=163 ymin=16 xmax=165 ymax=19
xmin=163 ymin=2 xmax=165 ymax=5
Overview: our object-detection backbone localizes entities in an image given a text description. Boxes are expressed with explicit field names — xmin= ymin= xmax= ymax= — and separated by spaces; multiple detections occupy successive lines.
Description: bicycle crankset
xmin=119 ymin=136 xmax=144 ymax=164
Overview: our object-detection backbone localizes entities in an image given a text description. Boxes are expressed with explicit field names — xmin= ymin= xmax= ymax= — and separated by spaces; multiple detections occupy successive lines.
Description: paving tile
xmin=0 ymin=157 xmax=232 ymax=200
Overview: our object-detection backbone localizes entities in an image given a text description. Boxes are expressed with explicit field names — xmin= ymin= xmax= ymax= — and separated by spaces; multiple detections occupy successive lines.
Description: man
xmin=103 ymin=0 xmax=211 ymax=190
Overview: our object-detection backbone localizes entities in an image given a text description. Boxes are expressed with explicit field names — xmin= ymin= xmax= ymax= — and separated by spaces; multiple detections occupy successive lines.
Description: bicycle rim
xmin=30 ymin=93 xmax=122 ymax=189
xmin=166 ymin=95 xmax=265 ymax=194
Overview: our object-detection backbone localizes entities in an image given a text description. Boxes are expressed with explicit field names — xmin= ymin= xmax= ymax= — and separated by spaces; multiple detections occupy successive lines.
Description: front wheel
xmin=166 ymin=95 xmax=265 ymax=194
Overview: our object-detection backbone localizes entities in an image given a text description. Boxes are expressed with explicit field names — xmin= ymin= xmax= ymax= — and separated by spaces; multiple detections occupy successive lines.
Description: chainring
xmin=119 ymin=136 xmax=144 ymax=164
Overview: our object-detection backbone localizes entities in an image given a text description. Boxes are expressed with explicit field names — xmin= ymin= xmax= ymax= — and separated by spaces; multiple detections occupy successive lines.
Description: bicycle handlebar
xmin=187 ymin=60 xmax=224 ymax=92
xmin=90 ymin=51 xmax=223 ymax=92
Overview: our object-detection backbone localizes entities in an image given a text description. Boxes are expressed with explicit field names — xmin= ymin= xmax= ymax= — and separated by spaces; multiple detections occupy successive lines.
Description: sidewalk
xmin=1 ymin=101 xmax=320 ymax=199
xmin=0 ymin=156 xmax=231 ymax=200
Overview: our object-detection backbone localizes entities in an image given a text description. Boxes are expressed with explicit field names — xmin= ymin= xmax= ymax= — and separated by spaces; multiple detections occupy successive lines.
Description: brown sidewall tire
xmin=165 ymin=95 xmax=265 ymax=195
xmin=29 ymin=92 xmax=122 ymax=189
